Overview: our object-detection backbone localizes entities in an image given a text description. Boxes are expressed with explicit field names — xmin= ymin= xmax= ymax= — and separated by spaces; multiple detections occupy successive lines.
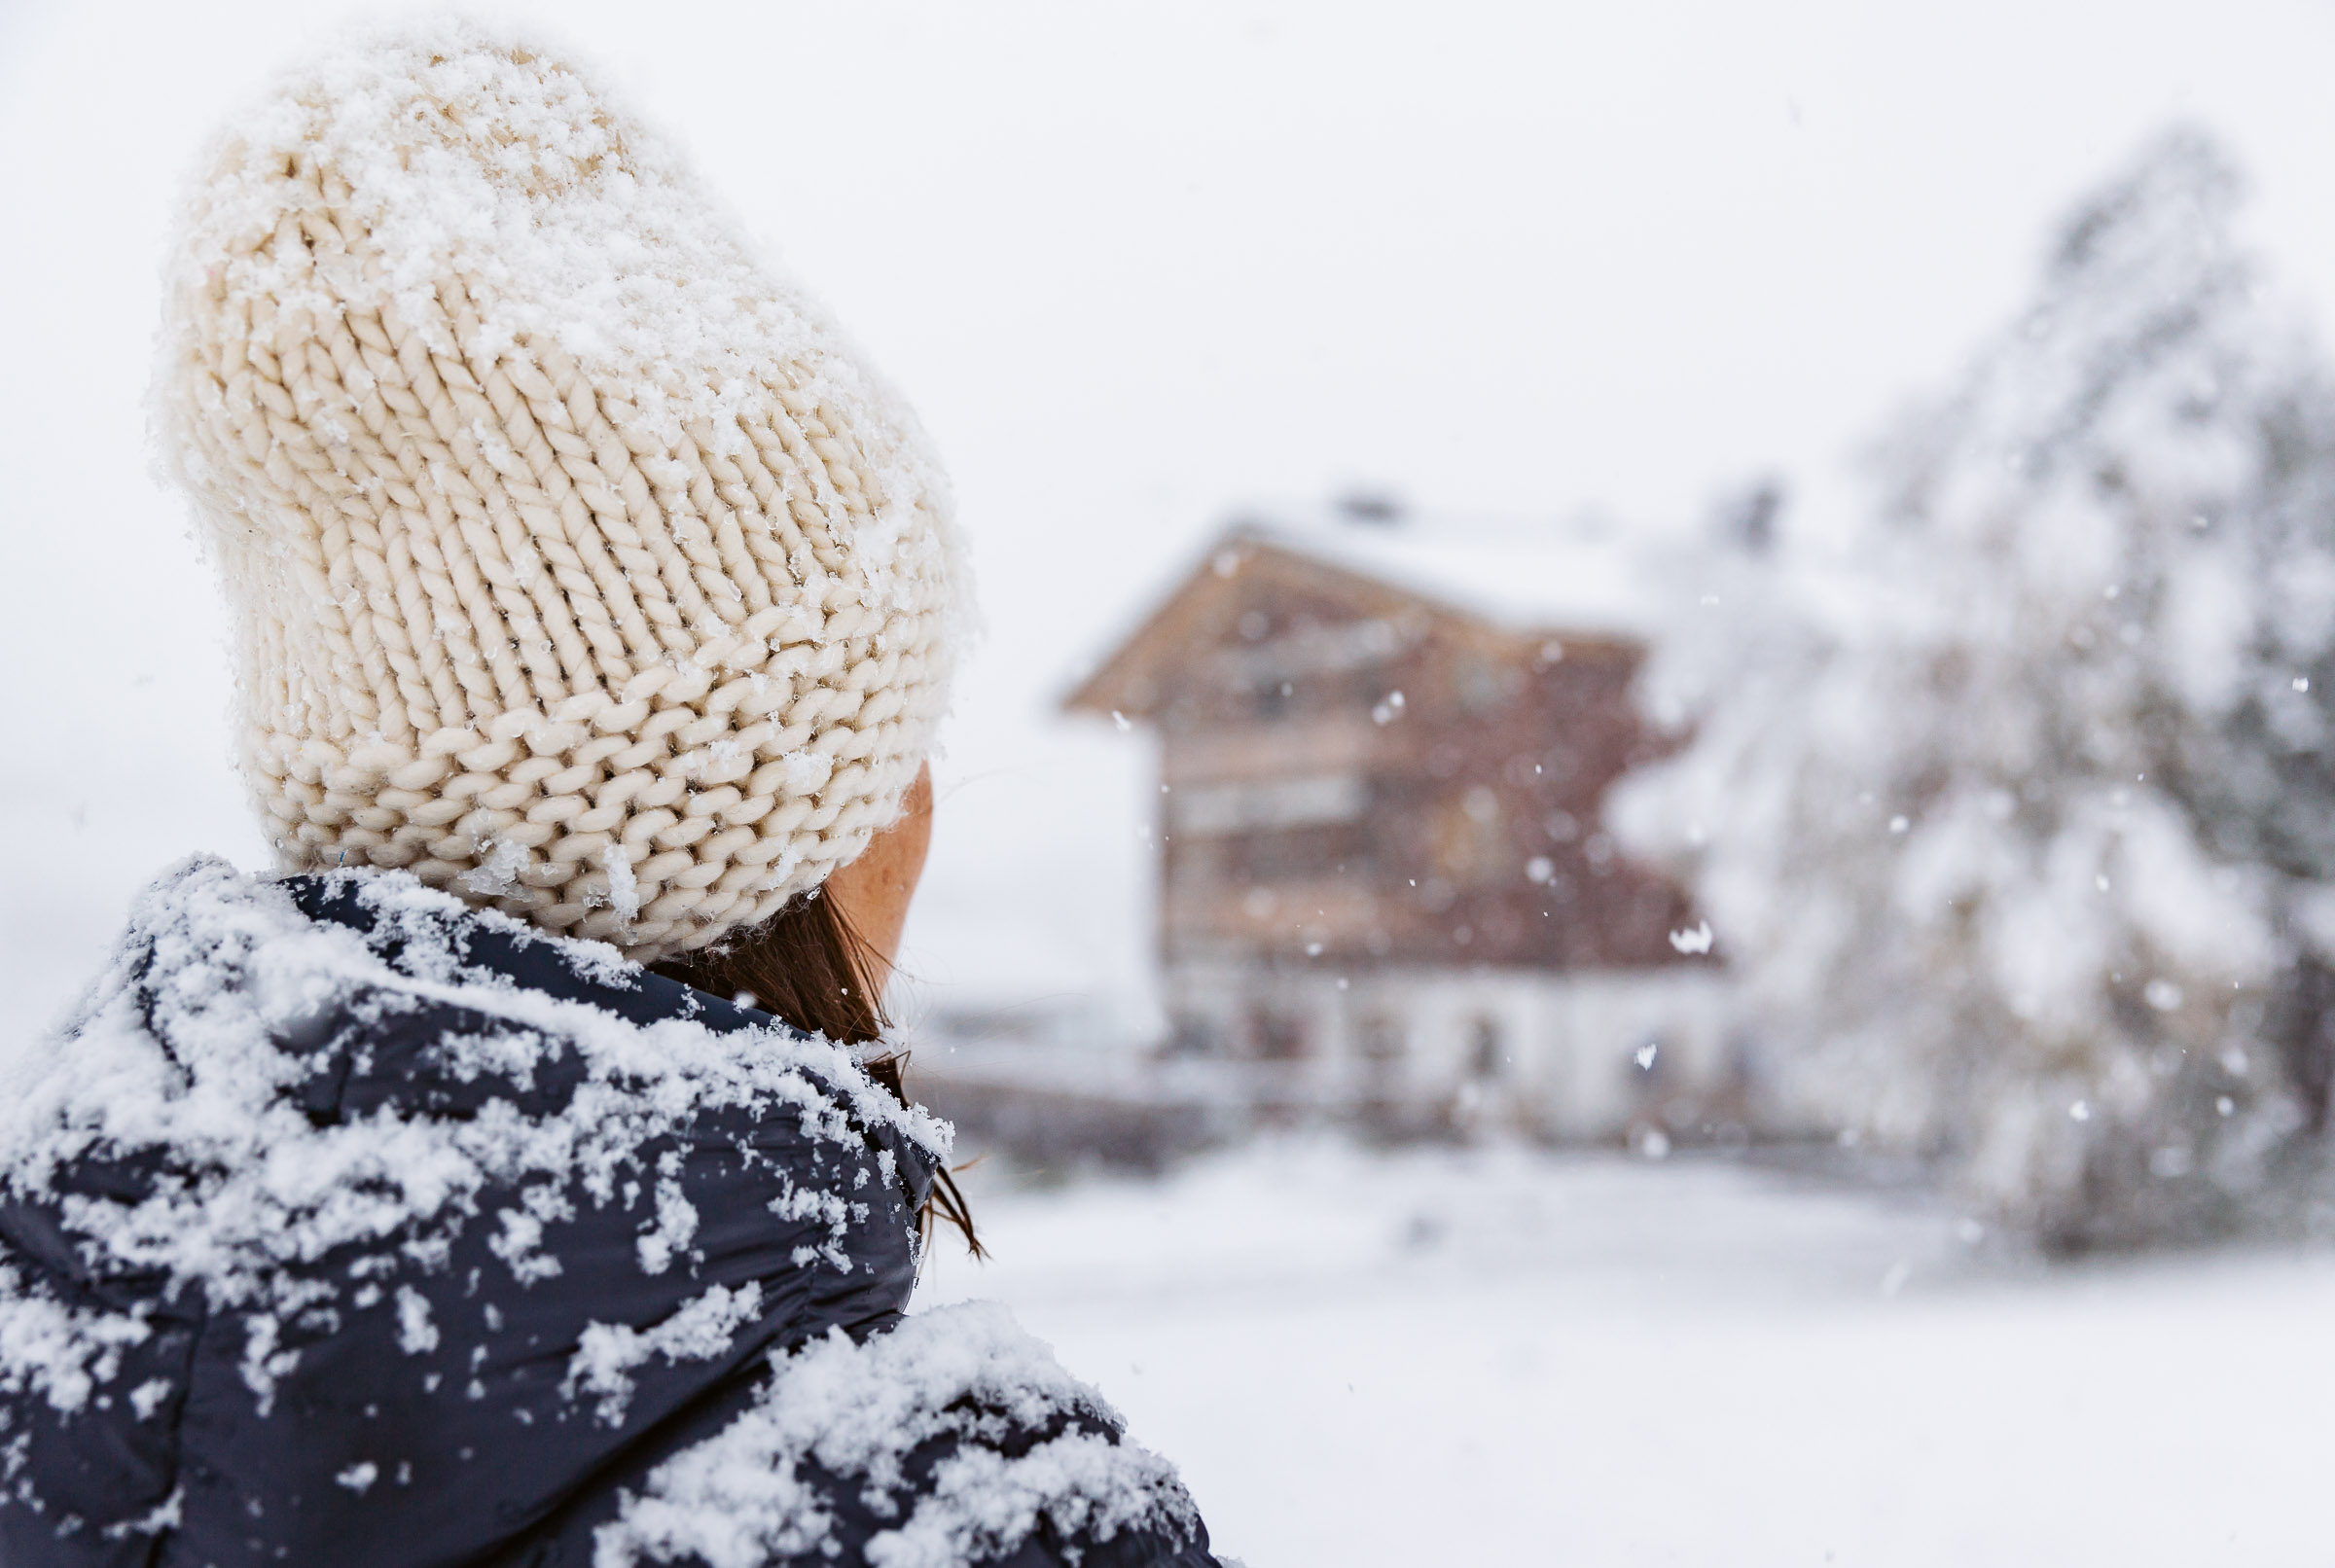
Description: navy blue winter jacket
xmin=0 ymin=861 xmax=1218 ymax=1567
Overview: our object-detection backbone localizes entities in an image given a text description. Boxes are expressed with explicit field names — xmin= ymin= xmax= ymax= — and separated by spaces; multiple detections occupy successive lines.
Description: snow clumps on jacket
xmin=0 ymin=861 xmax=1218 ymax=1567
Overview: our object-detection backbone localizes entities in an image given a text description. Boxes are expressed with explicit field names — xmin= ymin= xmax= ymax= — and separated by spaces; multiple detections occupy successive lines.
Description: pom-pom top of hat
xmin=153 ymin=20 xmax=964 ymax=960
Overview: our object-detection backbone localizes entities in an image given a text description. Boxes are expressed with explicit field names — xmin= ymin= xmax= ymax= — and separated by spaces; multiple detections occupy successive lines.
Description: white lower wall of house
xmin=1163 ymin=961 xmax=1741 ymax=1141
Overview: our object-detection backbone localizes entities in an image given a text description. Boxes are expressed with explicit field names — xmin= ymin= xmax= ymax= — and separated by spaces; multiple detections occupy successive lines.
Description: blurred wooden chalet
xmin=1065 ymin=498 xmax=1739 ymax=1142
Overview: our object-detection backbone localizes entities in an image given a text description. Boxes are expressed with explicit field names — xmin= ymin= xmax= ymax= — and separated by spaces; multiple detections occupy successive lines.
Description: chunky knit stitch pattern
xmin=153 ymin=22 xmax=960 ymax=959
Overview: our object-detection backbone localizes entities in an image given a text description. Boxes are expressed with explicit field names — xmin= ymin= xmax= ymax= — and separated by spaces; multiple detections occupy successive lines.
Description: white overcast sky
xmin=7 ymin=0 xmax=2335 ymax=1032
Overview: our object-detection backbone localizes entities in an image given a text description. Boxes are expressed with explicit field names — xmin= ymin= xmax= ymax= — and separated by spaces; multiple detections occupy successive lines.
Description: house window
xmin=1249 ymin=1005 xmax=1308 ymax=1061
xmin=1237 ymin=822 xmax=1374 ymax=882
xmin=1359 ymin=1013 xmax=1407 ymax=1064
xmin=1358 ymin=1011 xmax=1406 ymax=1096
xmin=1167 ymin=1013 xmax=1218 ymax=1057
xmin=1431 ymin=788 xmax=1512 ymax=884
xmin=1467 ymin=1016 xmax=1504 ymax=1079
xmin=1455 ymin=657 xmax=1518 ymax=714
xmin=1169 ymin=774 xmax=1369 ymax=837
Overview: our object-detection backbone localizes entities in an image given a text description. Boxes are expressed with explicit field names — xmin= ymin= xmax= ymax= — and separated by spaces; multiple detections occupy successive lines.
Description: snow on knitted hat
xmin=155 ymin=21 xmax=962 ymax=960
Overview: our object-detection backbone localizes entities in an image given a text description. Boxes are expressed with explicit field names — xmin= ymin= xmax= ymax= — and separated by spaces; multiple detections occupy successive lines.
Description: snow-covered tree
xmin=1616 ymin=131 xmax=2335 ymax=1250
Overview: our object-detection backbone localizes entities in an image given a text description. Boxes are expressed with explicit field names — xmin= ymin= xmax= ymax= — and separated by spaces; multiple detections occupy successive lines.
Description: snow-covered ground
xmin=914 ymin=1140 xmax=2335 ymax=1566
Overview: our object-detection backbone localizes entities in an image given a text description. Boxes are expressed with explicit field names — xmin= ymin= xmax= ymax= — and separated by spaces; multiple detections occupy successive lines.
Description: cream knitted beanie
xmin=155 ymin=23 xmax=962 ymax=959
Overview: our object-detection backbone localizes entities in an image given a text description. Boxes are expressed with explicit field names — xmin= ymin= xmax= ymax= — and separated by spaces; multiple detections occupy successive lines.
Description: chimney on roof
xmin=1336 ymin=487 xmax=1405 ymax=526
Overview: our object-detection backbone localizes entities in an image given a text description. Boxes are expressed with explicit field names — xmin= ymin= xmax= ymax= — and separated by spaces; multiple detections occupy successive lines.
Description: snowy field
xmin=914 ymin=1141 xmax=2335 ymax=1566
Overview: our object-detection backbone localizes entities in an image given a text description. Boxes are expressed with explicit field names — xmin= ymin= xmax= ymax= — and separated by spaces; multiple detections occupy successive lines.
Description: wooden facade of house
xmin=1067 ymin=513 xmax=1735 ymax=1140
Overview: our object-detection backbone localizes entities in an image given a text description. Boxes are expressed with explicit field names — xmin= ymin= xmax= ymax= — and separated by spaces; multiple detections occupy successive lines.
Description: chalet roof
xmin=1066 ymin=498 xmax=1678 ymax=719
xmin=1225 ymin=500 xmax=1670 ymax=638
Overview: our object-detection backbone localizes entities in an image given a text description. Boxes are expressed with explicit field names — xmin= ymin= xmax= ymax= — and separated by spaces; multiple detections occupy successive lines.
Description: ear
xmin=824 ymin=762 xmax=933 ymax=980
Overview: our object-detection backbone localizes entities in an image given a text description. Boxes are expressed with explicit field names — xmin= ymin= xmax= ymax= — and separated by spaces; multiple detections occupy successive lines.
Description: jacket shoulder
xmin=0 ymin=859 xmax=956 ymax=1564
xmin=583 ymin=1301 xmax=1220 ymax=1568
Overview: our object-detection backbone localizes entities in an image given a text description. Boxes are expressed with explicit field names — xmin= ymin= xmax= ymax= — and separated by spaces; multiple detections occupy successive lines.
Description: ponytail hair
xmin=652 ymin=892 xmax=981 ymax=1259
